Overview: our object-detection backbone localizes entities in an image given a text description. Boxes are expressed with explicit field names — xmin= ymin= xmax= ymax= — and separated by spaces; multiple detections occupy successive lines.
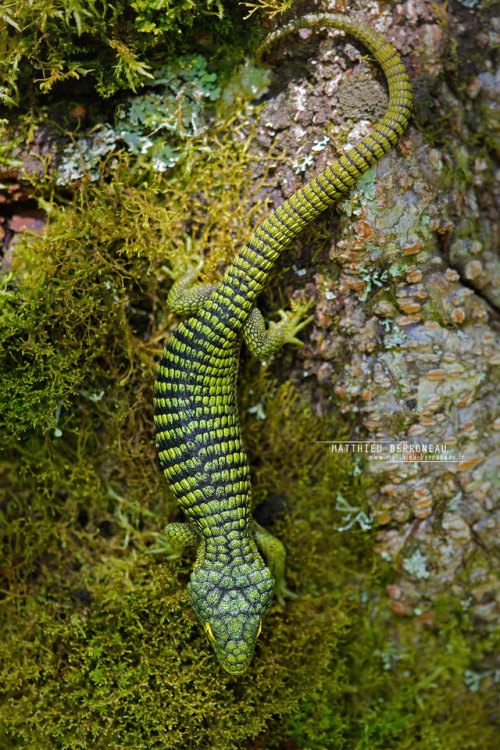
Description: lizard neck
xmin=199 ymin=521 xmax=262 ymax=568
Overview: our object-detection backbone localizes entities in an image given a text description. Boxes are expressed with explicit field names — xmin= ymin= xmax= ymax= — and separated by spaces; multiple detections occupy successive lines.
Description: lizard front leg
xmin=151 ymin=522 xmax=200 ymax=559
xmin=252 ymin=522 xmax=297 ymax=606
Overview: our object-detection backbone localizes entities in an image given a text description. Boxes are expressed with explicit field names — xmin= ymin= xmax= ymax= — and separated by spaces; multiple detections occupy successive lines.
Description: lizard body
xmin=153 ymin=13 xmax=412 ymax=674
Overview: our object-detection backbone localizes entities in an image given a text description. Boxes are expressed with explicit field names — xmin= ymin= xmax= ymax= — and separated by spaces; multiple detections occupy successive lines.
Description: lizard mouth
xmin=223 ymin=664 xmax=249 ymax=676
xmin=215 ymin=645 xmax=256 ymax=675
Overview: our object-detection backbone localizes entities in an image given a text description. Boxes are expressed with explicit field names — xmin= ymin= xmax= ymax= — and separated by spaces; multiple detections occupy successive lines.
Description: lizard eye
xmin=205 ymin=621 xmax=216 ymax=642
xmin=256 ymin=619 xmax=262 ymax=638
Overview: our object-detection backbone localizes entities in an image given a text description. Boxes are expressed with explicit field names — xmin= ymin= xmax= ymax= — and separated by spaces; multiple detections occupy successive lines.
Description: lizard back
xmin=154 ymin=13 xmax=411 ymax=528
xmin=155 ymin=304 xmax=251 ymax=535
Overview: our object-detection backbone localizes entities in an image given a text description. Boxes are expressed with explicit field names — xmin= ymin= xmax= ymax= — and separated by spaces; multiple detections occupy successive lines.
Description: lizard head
xmin=188 ymin=558 xmax=274 ymax=675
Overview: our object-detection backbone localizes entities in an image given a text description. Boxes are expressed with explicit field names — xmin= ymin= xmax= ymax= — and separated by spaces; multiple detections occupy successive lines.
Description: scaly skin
xmin=153 ymin=13 xmax=412 ymax=674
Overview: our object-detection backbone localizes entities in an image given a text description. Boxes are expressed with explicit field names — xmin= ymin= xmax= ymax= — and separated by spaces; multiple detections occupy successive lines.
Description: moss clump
xmin=0 ymin=0 xmax=253 ymax=102
xmin=1 ymin=356 xmax=497 ymax=748
xmin=0 ymin=471 xmax=353 ymax=749
xmin=0 ymin=168 xmax=164 ymax=445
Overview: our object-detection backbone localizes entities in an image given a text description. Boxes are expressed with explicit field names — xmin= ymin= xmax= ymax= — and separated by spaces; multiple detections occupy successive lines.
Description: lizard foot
xmin=271 ymin=298 xmax=314 ymax=347
xmin=275 ymin=578 xmax=299 ymax=607
xmin=146 ymin=531 xmax=183 ymax=560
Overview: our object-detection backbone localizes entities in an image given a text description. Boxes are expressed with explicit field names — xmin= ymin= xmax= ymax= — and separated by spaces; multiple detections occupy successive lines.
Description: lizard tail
xmin=216 ymin=13 xmax=412 ymax=314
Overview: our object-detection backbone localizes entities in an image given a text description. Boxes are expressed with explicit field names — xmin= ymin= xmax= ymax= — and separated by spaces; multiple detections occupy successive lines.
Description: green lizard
xmin=153 ymin=13 xmax=412 ymax=674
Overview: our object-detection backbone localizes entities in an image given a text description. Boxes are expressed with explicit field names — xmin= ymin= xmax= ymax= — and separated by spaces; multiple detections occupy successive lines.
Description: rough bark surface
xmin=252 ymin=0 xmax=499 ymax=625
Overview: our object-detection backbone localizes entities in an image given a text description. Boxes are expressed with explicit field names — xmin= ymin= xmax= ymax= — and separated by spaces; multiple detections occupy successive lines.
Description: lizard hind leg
xmin=252 ymin=521 xmax=297 ymax=606
xmin=243 ymin=298 xmax=314 ymax=362
xmin=165 ymin=257 xmax=215 ymax=317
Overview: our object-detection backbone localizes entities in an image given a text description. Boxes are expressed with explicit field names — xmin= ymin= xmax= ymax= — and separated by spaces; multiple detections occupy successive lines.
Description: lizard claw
xmin=146 ymin=531 xmax=183 ymax=559
xmin=275 ymin=578 xmax=299 ymax=607
xmin=273 ymin=298 xmax=315 ymax=347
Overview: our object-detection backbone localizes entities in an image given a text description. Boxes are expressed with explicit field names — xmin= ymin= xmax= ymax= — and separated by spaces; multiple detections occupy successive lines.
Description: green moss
xmin=0 ymin=168 xmax=162 ymax=445
xmin=3 ymin=361 xmax=496 ymax=747
xmin=242 ymin=0 xmax=296 ymax=19
xmin=0 ymin=0 xmax=256 ymax=103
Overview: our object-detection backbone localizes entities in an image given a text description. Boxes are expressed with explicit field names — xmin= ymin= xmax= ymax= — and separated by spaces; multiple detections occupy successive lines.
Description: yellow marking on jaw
xmin=256 ymin=619 xmax=262 ymax=638
xmin=205 ymin=621 xmax=216 ymax=642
